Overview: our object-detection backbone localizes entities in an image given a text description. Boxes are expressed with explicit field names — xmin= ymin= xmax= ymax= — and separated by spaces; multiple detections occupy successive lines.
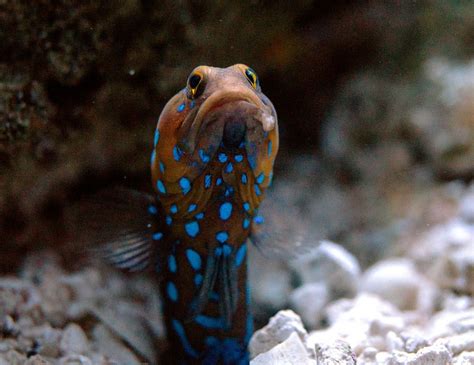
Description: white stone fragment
xmin=291 ymin=241 xmax=360 ymax=299
xmin=57 ymin=355 xmax=93 ymax=365
xmin=24 ymin=355 xmax=53 ymax=365
xmin=388 ymin=344 xmax=452 ymax=365
xmin=360 ymin=259 xmax=428 ymax=311
xmin=249 ymin=310 xmax=308 ymax=359
xmin=434 ymin=332 xmax=474 ymax=356
xmin=426 ymin=308 xmax=474 ymax=340
xmin=315 ymin=339 xmax=356 ymax=365
xmin=459 ymin=185 xmax=474 ymax=223
xmin=453 ymin=351 xmax=474 ymax=364
xmin=308 ymin=294 xmax=405 ymax=355
xmin=251 ymin=332 xmax=315 ymax=365
xmin=59 ymin=323 xmax=90 ymax=355
xmin=289 ymin=282 xmax=329 ymax=330
xmin=92 ymin=324 xmax=142 ymax=365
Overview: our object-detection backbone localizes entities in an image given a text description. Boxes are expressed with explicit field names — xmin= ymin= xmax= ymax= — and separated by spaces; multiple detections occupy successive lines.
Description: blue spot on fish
xmin=256 ymin=173 xmax=265 ymax=184
xmin=241 ymin=173 xmax=247 ymax=184
xmin=235 ymin=244 xmax=247 ymax=267
xmin=185 ymin=221 xmax=199 ymax=238
xmin=168 ymin=255 xmax=177 ymax=273
xmin=243 ymin=202 xmax=250 ymax=212
xmin=215 ymin=247 xmax=222 ymax=256
xmin=159 ymin=161 xmax=165 ymax=173
xmin=218 ymin=153 xmax=227 ymax=163
xmin=195 ymin=212 xmax=204 ymax=220
xmin=153 ymin=232 xmax=163 ymax=240
xmin=186 ymin=249 xmax=202 ymax=270
xmin=148 ymin=205 xmax=158 ymax=215
xmin=204 ymin=174 xmax=212 ymax=189
xmin=195 ymin=315 xmax=224 ymax=329
xmin=172 ymin=319 xmax=198 ymax=358
xmin=194 ymin=274 xmax=203 ymax=286
xmin=170 ymin=204 xmax=178 ymax=214
xmin=179 ymin=177 xmax=191 ymax=195
xmin=177 ymin=103 xmax=186 ymax=112
xmin=167 ymin=282 xmax=178 ymax=302
xmin=243 ymin=218 xmax=250 ymax=229
xmin=235 ymin=154 xmax=243 ymax=162
xmin=154 ymin=129 xmax=160 ymax=146
xmin=268 ymin=140 xmax=272 ymax=156
xmin=188 ymin=203 xmax=197 ymax=212
xmin=254 ymin=184 xmax=262 ymax=196
xmin=173 ymin=145 xmax=183 ymax=161
xmin=150 ymin=150 xmax=156 ymax=164
xmin=219 ymin=202 xmax=232 ymax=220
xmin=254 ymin=215 xmax=264 ymax=225
xmin=199 ymin=149 xmax=210 ymax=163
xmin=157 ymin=179 xmax=166 ymax=194
xmin=166 ymin=215 xmax=172 ymax=226
xmin=225 ymin=186 xmax=233 ymax=197
xmin=225 ymin=162 xmax=233 ymax=173
xmin=216 ymin=177 xmax=222 ymax=186
xmin=222 ymin=244 xmax=231 ymax=256
xmin=216 ymin=231 xmax=228 ymax=243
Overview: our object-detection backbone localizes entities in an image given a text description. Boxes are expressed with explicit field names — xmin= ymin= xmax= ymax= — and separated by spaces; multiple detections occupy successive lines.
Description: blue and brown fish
xmin=81 ymin=64 xmax=283 ymax=364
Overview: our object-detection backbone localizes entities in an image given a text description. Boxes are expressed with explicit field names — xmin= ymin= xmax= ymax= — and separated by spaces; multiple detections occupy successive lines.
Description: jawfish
xmin=93 ymin=64 xmax=279 ymax=364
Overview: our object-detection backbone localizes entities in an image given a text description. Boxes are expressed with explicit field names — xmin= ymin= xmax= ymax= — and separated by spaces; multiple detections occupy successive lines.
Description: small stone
xmin=315 ymin=339 xmax=356 ymax=364
xmin=24 ymin=355 xmax=53 ymax=365
xmin=386 ymin=331 xmax=404 ymax=352
xmin=1 ymin=315 xmax=19 ymax=336
xmin=59 ymin=323 xmax=90 ymax=355
xmin=459 ymin=186 xmax=474 ymax=223
xmin=454 ymin=351 xmax=474 ymax=365
xmin=289 ymin=283 xmax=329 ymax=329
xmin=434 ymin=332 xmax=474 ymax=356
xmin=92 ymin=324 xmax=141 ymax=365
xmin=57 ymin=355 xmax=93 ymax=365
xmin=426 ymin=308 xmax=474 ymax=339
xmin=358 ymin=347 xmax=378 ymax=363
xmin=2 ymin=350 xmax=27 ymax=365
xmin=360 ymin=259 xmax=425 ymax=311
xmin=251 ymin=332 xmax=315 ymax=365
xmin=400 ymin=331 xmax=429 ymax=353
xmin=388 ymin=344 xmax=452 ymax=365
xmin=249 ymin=310 xmax=308 ymax=359
xmin=291 ymin=240 xmax=360 ymax=299
xmin=308 ymin=294 xmax=405 ymax=355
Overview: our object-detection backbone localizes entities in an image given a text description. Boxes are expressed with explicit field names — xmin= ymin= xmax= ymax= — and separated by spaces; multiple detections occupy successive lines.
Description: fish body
xmin=150 ymin=64 xmax=278 ymax=364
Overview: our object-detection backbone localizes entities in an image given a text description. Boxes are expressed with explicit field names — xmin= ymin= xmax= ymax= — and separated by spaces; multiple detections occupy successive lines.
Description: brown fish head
xmin=151 ymin=64 xmax=278 ymax=211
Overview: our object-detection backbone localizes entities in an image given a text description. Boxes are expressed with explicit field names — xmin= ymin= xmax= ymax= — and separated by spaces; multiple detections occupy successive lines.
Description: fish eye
xmin=187 ymin=72 xmax=204 ymax=99
xmin=244 ymin=67 xmax=259 ymax=89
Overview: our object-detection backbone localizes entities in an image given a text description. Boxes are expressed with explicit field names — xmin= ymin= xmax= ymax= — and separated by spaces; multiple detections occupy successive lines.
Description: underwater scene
xmin=0 ymin=1 xmax=473 ymax=364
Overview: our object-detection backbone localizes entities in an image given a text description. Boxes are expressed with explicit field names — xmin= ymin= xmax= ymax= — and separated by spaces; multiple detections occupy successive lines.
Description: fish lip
xmin=178 ymin=89 xmax=276 ymax=153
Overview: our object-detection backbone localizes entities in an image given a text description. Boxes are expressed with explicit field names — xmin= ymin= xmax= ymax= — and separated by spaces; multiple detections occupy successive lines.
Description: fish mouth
xmin=178 ymin=89 xmax=276 ymax=154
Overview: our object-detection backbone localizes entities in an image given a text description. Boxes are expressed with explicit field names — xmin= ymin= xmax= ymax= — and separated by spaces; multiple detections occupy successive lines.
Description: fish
xmin=150 ymin=64 xmax=278 ymax=364
xmin=79 ymin=64 xmax=279 ymax=365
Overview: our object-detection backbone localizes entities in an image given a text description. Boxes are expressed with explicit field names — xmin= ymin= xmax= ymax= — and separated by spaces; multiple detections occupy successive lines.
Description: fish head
xmin=151 ymin=64 xmax=278 ymax=210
